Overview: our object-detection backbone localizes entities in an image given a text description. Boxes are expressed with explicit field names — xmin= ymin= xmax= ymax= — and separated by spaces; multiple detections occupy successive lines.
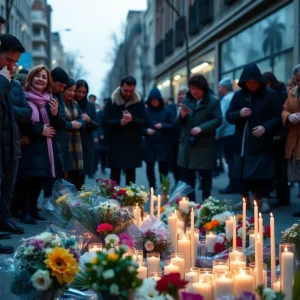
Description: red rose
xmin=156 ymin=273 xmax=188 ymax=293
xmin=236 ymin=237 xmax=242 ymax=247
xmin=97 ymin=223 xmax=113 ymax=233
xmin=248 ymin=217 xmax=255 ymax=224
xmin=264 ymin=225 xmax=270 ymax=237
xmin=214 ymin=242 xmax=226 ymax=254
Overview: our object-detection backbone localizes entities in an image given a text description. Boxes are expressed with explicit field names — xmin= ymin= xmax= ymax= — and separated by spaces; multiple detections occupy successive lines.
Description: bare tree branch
xmin=66 ymin=50 xmax=88 ymax=80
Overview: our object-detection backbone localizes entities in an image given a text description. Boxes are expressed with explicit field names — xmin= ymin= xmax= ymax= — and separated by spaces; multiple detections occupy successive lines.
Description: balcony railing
xmin=32 ymin=34 xmax=48 ymax=43
xmin=32 ymin=48 xmax=48 ymax=59
xmin=165 ymin=29 xmax=174 ymax=57
xmin=155 ymin=39 xmax=164 ymax=66
xmin=175 ymin=16 xmax=185 ymax=47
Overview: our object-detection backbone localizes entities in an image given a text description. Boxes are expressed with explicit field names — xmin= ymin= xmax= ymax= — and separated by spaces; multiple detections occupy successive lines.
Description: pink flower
xmin=97 ymin=223 xmax=113 ymax=234
xmin=144 ymin=240 xmax=154 ymax=251
xmin=118 ymin=233 xmax=135 ymax=248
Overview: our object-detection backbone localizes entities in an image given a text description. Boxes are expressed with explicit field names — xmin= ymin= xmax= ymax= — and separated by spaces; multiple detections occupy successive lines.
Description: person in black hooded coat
xmin=226 ymin=63 xmax=281 ymax=212
xmin=143 ymin=88 xmax=174 ymax=190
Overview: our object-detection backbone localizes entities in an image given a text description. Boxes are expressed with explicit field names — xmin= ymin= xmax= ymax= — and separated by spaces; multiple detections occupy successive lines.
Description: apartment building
xmin=51 ymin=31 xmax=67 ymax=70
xmin=154 ymin=0 xmax=299 ymax=98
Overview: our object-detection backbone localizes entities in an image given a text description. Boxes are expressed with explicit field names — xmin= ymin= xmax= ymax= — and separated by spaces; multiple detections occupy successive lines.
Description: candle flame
xmin=284 ymin=247 xmax=288 ymax=252
xmin=199 ymin=278 xmax=203 ymax=284
xmin=270 ymin=212 xmax=273 ymax=217
xmin=254 ymin=200 xmax=257 ymax=207
xmin=233 ymin=215 xmax=236 ymax=220
xmin=259 ymin=212 xmax=262 ymax=218
xmin=191 ymin=207 xmax=194 ymax=212
xmin=241 ymin=270 xmax=245 ymax=276
xmin=182 ymin=197 xmax=186 ymax=201
xmin=221 ymin=274 xmax=226 ymax=279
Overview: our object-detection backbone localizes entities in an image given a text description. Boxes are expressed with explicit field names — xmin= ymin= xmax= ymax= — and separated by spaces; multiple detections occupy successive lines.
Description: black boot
xmin=20 ymin=213 xmax=37 ymax=225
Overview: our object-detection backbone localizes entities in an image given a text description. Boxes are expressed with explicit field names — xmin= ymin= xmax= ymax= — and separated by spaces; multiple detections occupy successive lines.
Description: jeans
xmin=183 ymin=168 xmax=212 ymax=202
xmin=110 ymin=168 xmax=135 ymax=185
xmin=0 ymin=158 xmax=19 ymax=219
xmin=146 ymin=160 xmax=168 ymax=189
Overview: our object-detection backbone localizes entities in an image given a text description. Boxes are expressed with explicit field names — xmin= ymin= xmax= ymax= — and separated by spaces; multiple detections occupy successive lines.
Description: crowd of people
xmin=0 ymin=21 xmax=300 ymax=254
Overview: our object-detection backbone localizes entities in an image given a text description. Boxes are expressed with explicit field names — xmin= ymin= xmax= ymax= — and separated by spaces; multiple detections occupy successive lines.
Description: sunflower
xmin=45 ymin=247 xmax=79 ymax=284
xmin=56 ymin=195 xmax=67 ymax=205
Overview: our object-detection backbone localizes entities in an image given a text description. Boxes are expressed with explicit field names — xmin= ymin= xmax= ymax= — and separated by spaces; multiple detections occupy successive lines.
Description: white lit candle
xmin=137 ymin=264 xmax=147 ymax=279
xmin=270 ymin=213 xmax=276 ymax=287
xmin=272 ymin=280 xmax=281 ymax=292
xmin=164 ymin=262 xmax=180 ymax=275
xmin=168 ymin=213 xmax=177 ymax=251
xmin=192 ymin=279 xmax=212 ymax=299
xmin=88 ymin=243 xmax=102 ymax=253
xmin=178 ymin=220 xmax=185 ymax=233
xmin=171 ymin=256 xmax=185 ymax=279
xmin=190 ymin=208 xmax=195 ymax=267
xmin=213 ymin=264 xmax=229 ymax=273
xmin=230 ymin=257 xmax=246 ymax=272
xmin=232 ymin=215 xmax=236 ymax=250
xmin=178 ymin=234 xmax=191 ymax=269
xmin=256 ymin=233 xmax=263 ymax=286
xmin=233 ymin=270 xmax=254 ymax=295
xmin=225 ymin=216 xmax=234 ymax=240
xmin=147 ymin=255 xmax=160 ymax=271
xmin=179 ymin=197 xmax=189 ymax=214
xmin=185 ymin=270 xmax=199 ymax=283
xmin=135 ymin=204 xmax=141 ymax=228
xmin=242 ymin=198 xmax=246 ymax=250
xmin=249 ymin=231 xmax=255 ymax=247
xmin=157 ymin=195 xmax=161 ymax=221
xmin=281 ymin=247 xmax=294 ymax=300
xmin=215 ymin=274 xmax=233 ymax=298
xmin=206 ymin=232 xmax=216 ymax=253
xmin=254 ymin=201 xmax=258 ymax=238
xmin=150 ymin=187 xmax=154 ymax=216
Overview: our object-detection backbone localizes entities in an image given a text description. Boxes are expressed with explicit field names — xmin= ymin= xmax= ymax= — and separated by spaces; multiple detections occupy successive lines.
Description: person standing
xmin=143 ymin=88 xmax=174 ymax=190
xmin=0 ymin=34 xmax=26 ymax=238
xmin=17 ymin=65 xmax=65 ymax=224
xmin=103 ymin=76 xmax=148 ymax=185
xmin=75 ymin=79 xmax=99 ymax=185
xmin=216 ymin=78 xmax=237 ymax=194
xmin=177 ymin=74 xmax=222 ymax=202
xmin=282 ymin=64 xmax=300 ymax=216
xmin=226 ymin=63 xmax=281 ymax=212
xmin=62 ymin=79 xmax=85 ymax=190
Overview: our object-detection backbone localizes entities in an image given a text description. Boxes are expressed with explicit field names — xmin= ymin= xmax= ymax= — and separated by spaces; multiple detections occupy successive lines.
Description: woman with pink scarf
xmin=16 ymin=65 xmax=66 ymax=225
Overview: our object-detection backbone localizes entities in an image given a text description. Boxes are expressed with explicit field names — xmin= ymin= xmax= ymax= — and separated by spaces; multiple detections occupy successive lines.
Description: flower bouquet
xmin=73 ymin=245 xmax=142 ymax=299
xmin=115 ymin=183 xmax=149 ymax=207
xmin=282 ymin=222 xmax=300 ymax=261
xmin=95 ymin=178 xmax=119 ymax=199
xmin=10 ymin=231 xmax=80 ymax=300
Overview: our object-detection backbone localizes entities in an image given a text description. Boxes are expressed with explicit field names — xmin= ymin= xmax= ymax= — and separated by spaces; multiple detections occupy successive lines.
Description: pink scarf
xmin=24 ymin=88 xmax=55 ymax=178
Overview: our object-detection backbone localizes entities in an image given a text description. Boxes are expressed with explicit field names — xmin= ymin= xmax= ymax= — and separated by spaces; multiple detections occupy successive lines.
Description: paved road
xmin=1 ymin=164 xmax=299 ymax=298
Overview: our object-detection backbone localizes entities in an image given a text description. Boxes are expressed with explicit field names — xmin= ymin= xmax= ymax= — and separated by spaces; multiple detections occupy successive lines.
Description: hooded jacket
xmin=226 ymin=63 xmax=281 ymax=179
xmin=143 ymin=88 xmax=174 ymax=162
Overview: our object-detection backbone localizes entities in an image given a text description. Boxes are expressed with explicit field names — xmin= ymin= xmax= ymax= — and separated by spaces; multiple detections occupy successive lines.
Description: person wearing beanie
xmin=216 ymin=78 xmax=237 ymax=195
xmin=40 ymin=67 xmax=70 ymax=211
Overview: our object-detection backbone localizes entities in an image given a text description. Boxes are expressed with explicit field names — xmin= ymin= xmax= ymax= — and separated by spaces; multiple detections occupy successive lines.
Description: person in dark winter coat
xmin=177 ymin=74 xmax=222 ymax=202
xmin=263 ymin=72 xmax=290 ymax=207
xmin=75 ymin=80 xmax=99 ymax=186
xmin=143 ymin=88 xmax=174 ymax=190
xmin=103 ymin=76 xmax=148 ymax=185
xmin=226 ymin=63 xmax=281 ymax=212
xmin=17 ymin=65 xmax=66 ymax=224
xmin=0 ymin=34 xmax=27 ymax=240
xmin=62 ymin=79 xmax=86 ymax=190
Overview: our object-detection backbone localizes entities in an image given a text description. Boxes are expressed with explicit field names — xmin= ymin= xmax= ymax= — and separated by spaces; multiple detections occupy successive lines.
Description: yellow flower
xmin=56 ymin=195 xmax=67 ymax=205
xmin=126 ymin=190 xmax=134 ymax=196
xmin=91 ymin=257 xmax=98 ymax=265
xmin=80 ymin=192 xmax=92 ymax=198
xmin=45 ymin=247 xmax=79 ymax=284
xmin=107 ymin=253 xmax=119 ymax=261
xmin=237 ymin=214 xmax=243 ymax=221
xmin=204 ymin=222 xmax=213 ymax=231
xmin=160 ymin=207 xmax=165 ymax=213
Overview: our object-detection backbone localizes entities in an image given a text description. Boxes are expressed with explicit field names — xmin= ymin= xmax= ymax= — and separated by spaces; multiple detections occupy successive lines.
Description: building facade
xmin=32 ymin=0 xmax=52 ymax=68
xmin=0 ymin=0 xmax=32 ymax=68
xmin=154 ymin=0 xmax=299 ymax=98
xmin=51 ymin=32 xmax=67 ymax=70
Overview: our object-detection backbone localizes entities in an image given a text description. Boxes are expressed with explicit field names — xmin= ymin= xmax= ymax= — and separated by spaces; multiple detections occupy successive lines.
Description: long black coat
xmin=18 ymin=104 xmax=66 ymax=178
xmin=226 ymin=63 xmax=281 ymax=180
xmin=77 ymin=99 xmax=99 ymax=176
xmin=103 ymin=87 xmax=149 ymax=169
xmin=143 ymin=88 xmax=174 ymax=162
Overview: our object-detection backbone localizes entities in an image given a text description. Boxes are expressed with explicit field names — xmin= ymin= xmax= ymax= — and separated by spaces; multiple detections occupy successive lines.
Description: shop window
xmin=273 ymin=51 xmax=293 ymax=83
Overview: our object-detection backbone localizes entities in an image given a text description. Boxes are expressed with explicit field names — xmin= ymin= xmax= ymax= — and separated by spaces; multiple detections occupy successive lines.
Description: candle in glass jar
xmin=281 ymin=247 xmax=294 ymax=300
xmin=230 ymin=257 xmax=246 ymax=272
xmin=192 ymin=279 xmax=212 ymax=299
xmin=233 ymin=271 xmax=254 ymax=295
xmin=213 ymin=264 xmax=229 ymax=273
xmin=206 ymin=232 xmax=216 ymax=253
xmin=179 ymin=197 xmax=189 ymax=213
xmin=137 ymin=264 xmax=147 ymax=279
xmin=215 ymin=274 xmax=233 ymax=298
xmin=171 ymin=255 xmax=185 ymax=279
xmin=178 ymin=234 xmax=191 ymax=269
xmin=168 ymin=213 xmax=177 ymax=252
xmin=164 ymin=262 xmax=180 ymax=275
xmin=147 ymin=255 xmax=160 ymax=271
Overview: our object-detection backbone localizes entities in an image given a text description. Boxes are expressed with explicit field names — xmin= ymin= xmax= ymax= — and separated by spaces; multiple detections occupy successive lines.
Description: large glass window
xmin=221 ymin=3 xmax=294 ymax=73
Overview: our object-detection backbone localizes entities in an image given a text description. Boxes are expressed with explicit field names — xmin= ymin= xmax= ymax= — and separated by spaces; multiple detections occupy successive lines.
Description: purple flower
xmin=75 ymin=202 xmax=81 ymax=207
xmin=30 ymin=239 xmax=44 ymax=249
xmin=236 ymin=292 xmax=256 ymax=300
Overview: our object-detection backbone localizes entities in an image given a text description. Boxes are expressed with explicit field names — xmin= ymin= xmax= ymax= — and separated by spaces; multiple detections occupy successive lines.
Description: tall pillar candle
xmin=232 ymin=215 xmax=236 ymax=250
xmin=270 ymin=213 xmax=276 ymax=287
xmin=178 ymin=233 xmax=191 ymax=269
xmin=225 ymin=216 xmax=234 ymax=240
xmin=281 ymin=245 xmax=295 ymax=300
xmin=179 ymin=197 xmax=189 ymax=214
xmin=168 ymin=213 xmax=176 ymax=251
xmin=187 ymin=227 xmax=199 ymax=266
xmin=214 ymin=272 xmax=233 ymax=298
xmin=254 ymin=201 xmax=258 ymax=237
xmin=256 ymin=233 xmax=263 ymax=286
xmin=137 ymin=263 xmax=147 ymax=279
xmin=258 ymin=213 xmax=264 ymax=283
xmin=150 ymin=187 xmax=154 ymax=216
xmin=190 ymin=208 xmax=195 ymax=267
xmin=157 ymin=195 xmax=161 ymax=221
xmin=242 ymin=198 xmax=246 ymax=250
xmin=171 ymin=253 xmax=185 ymax=279
xmin=174 ymin=211 xmax=178 ymax=252
xmin=233 ymin=268 xmax=254 ymax=295
xmin=206 ymin=231 xmax=217 ymax=253
xmin=147 ymin=252 xmax=160 ymax=271
xmin=164 ymin=261 xmax=180 ymax=275
xmin=135 ymin=204 xmax=141 ymax=227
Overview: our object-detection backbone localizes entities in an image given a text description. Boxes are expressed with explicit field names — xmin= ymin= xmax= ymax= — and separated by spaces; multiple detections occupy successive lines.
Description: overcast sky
xmin=48 ymin=0 xmax=147 ymax=98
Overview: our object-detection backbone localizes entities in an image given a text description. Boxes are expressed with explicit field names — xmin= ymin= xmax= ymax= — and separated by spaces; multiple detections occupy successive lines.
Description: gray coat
xmin=176 ymin=93 xmax=222 ymax=170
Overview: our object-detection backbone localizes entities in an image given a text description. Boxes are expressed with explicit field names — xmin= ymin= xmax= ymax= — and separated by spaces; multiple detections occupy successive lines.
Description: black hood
xmin=238 ymin=63 xmax=266 ymax=90
xmin=146 ymin=88 xmax=164 ymax=109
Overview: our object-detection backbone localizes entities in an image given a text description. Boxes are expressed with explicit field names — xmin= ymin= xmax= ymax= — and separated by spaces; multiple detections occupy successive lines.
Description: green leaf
xmin=293 ymin=269 xmax=300 ymax=300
